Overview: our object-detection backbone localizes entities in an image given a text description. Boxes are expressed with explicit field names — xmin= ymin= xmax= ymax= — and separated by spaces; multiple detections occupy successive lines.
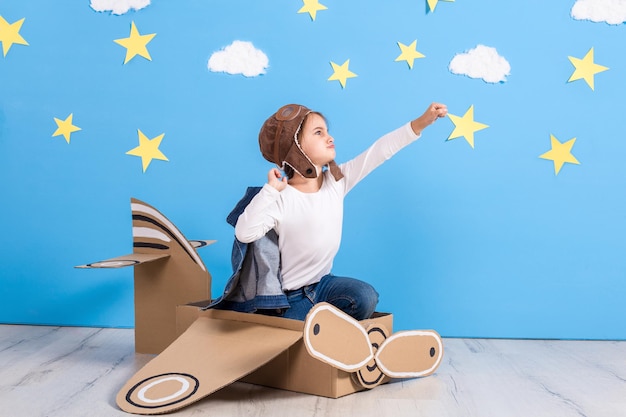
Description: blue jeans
xmin=280 ymin=274 xmax=379 ymax=321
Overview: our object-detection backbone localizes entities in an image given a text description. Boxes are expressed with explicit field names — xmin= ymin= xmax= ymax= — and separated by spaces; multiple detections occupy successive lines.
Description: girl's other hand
xmin=268 ymin=168 xmax=288 ymax=191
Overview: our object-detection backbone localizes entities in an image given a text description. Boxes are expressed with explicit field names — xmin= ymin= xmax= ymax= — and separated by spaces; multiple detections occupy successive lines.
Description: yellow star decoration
xmin=328 ymin=60 xmax=357 ymax=88
xmin=0 ymin=16 xmax=29 ymax=57
xmin=427 ymin=0 xmax=455 ymax=12
xmin=446 ymin=105 xmax=489 ymax=148
xmin=539 ymin=134 xmax=580 ymax=175
xmin=52 ymin=114 xmax=81 ymax=144
xmin=567 ymin=47 xmax=608 ymax=91
xmin=298 ymin=0 xmax=328 ymax=21
xmin=395 ymin=40 xmax=425 ymax=69
xmin=126 ymin=130 xmax=169 ymax=172
xmin=114 ymin=21 xmax=156 ymax=64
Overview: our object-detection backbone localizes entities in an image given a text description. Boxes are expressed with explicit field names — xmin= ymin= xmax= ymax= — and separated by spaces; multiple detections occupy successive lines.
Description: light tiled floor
xmin=1 ymin=324 xmax=625 ymax=417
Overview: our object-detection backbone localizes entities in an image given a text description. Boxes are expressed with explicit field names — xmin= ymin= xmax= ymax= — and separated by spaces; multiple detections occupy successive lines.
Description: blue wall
xmin=1 ymin=1 xmax=624 ymax=339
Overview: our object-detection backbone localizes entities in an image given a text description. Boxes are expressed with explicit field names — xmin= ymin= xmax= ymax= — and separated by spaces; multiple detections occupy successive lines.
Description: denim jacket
xmin=203 ymin=187 xmax=290 ymax=313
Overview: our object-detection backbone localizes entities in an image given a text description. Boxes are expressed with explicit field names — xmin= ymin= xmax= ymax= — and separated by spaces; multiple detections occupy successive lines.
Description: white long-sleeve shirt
xmin=235 ymin=122 xmax=420 ymax=290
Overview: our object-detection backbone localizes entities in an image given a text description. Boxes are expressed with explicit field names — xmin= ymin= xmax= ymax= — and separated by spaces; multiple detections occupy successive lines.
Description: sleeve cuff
xmin=405 ymin=121 xmax=421 ymax=140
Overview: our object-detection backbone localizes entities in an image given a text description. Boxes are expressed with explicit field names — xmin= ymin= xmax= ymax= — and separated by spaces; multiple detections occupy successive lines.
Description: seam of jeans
xmin=328 ymin=295 xmax=357 ymax=314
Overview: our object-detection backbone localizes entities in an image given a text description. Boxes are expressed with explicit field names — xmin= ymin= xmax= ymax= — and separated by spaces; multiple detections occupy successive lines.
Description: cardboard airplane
xmin=77 ymin=198 xmax=444 ymax=415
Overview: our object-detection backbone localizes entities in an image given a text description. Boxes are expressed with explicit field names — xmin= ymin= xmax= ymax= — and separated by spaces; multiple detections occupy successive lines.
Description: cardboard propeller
xmin=303 ymin=303 xmax=443 ymax=384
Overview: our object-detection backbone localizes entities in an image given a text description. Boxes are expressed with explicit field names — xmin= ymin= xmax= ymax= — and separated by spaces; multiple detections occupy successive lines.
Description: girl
xmin=232 ymin=102 xmax=447 ymax=321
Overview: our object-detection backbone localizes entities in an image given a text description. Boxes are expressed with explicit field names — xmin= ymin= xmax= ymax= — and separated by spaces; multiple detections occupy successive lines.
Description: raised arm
xmin=341 ymin=102 xmax=448 ymax=193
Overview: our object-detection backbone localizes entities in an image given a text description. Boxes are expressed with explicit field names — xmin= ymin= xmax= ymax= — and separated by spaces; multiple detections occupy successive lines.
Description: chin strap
xmin=328 ymin=160 xmax=344 ymax=181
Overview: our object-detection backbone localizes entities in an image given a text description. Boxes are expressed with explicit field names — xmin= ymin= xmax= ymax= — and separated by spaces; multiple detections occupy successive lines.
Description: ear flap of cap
xmin=283 ymin=143 xmax=318 ymax=178
xmin=283 ymin=145 xmax=345 ymax=181
xmin=328 ymin=160 xmax=344 ymax=181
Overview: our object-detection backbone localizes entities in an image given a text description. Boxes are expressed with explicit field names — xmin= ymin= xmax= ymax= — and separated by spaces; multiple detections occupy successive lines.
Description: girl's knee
xmin=342 ymin=282 xmax=379 ymax=320
xmin=318 ymin=276 xmax=379 ymax=320
xmin=355 ymin=284 xmax=379 ymax=320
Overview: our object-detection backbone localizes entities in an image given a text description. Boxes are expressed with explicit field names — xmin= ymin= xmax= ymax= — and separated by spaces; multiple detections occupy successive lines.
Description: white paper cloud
xmin=207 ymin=41 xmax=269 ymax=77
xmin=571 ymin=0 xmax=626 ymax=25
xmin=90 ymin=0 xmax=151 ymax=15
xmin=449 ymin=45 xmax=510 ymax=84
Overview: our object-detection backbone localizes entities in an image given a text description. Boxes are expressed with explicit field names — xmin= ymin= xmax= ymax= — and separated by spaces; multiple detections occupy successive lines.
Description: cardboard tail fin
xmin=129 ymin=198 xmax=209 ymax=272
xmin=75 ymin=198 xmax=215 ymax=354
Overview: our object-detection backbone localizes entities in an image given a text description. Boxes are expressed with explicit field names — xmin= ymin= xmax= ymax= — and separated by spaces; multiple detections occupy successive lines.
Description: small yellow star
xmin=446 ymin=105 xmax=489 ymax=148
xmin=298 ymin=0 xmax=328 ymax=21
xmin=52 ymin=114 xmax=81 ymax=144
xmin=0 ymin=16 xmax=29 ymax=57
xmin=567 ymin=47 xmax=608 ymax=91
xmin=539 ymin=134 xmax=580 ymax=175
xmin=114 ymin=21 xmax=156 ymax=64
xmin=395 ymin=40 xmax=425 ymax=69
xmin=126 ymin=130 xmax=169 ymax=172
xmin=427 ymin=0 xmax=455 ymax=12
xmin=328 ymin=60 xmax=357 ymax=88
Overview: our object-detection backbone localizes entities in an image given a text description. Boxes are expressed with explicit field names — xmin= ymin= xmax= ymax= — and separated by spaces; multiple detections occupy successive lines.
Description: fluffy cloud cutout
xmin=207 ymin=41 xmax=269 ymax=77
xmin=90 ymin=0 xmax=150 ymax=15
xmin=571 ymin=0 xmax=626 ymax=25
xmin=449 ymin=45 xmax=510 ymax=83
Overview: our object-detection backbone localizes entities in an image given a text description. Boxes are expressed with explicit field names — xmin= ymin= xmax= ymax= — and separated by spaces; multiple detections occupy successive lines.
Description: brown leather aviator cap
xmin=258 ymin=104 xmax=344 ymax=181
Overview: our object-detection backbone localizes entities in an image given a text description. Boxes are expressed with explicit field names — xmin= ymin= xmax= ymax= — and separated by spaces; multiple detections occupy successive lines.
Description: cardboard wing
xmin=76 ymin=198 xmax=214 ymax=354
xmin=116 ymin=316 xmax=302 ymax=415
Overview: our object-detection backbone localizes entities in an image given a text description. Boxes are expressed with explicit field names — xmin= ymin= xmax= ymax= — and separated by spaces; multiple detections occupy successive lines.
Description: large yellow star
xmin=539 ymin=134 xmax=580 ymax=175
xmin=126 ymin=130 xmax=169 ymax=172
xmin=0 ymin=16 xmax=29 ymax=57
xmin=395 ymin=40 xmax=425 ymax=69
xmin=297 ymin=0 xmax=328 ymax=21
xmin=114 ymin=21 xmax=156 ymax=64
xmin=567 ymin=47 xmax=608 ymax=91
xmin=52 ymin=113 xmax=81 ymax=144
xmin=427 ymin=0 xmax=455 ymax=12
xmin=328 ymin=60 xmax=357 ymax=88
xmin=446 ymin=105 xmax=489 ymax=148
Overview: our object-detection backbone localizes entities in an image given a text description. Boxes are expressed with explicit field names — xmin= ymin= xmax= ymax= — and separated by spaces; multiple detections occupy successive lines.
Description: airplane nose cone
xmin=353 ymin=324 xmax=390 ymax=389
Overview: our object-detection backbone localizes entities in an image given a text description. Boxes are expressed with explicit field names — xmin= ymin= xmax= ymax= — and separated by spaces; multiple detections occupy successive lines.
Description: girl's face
xmin=299 ymin=113 xmax=336 ymax=167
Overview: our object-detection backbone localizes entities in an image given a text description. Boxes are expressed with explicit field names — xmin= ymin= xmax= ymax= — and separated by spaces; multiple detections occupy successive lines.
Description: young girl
xmin=232 ymin=102 xmax=447 ymax=321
